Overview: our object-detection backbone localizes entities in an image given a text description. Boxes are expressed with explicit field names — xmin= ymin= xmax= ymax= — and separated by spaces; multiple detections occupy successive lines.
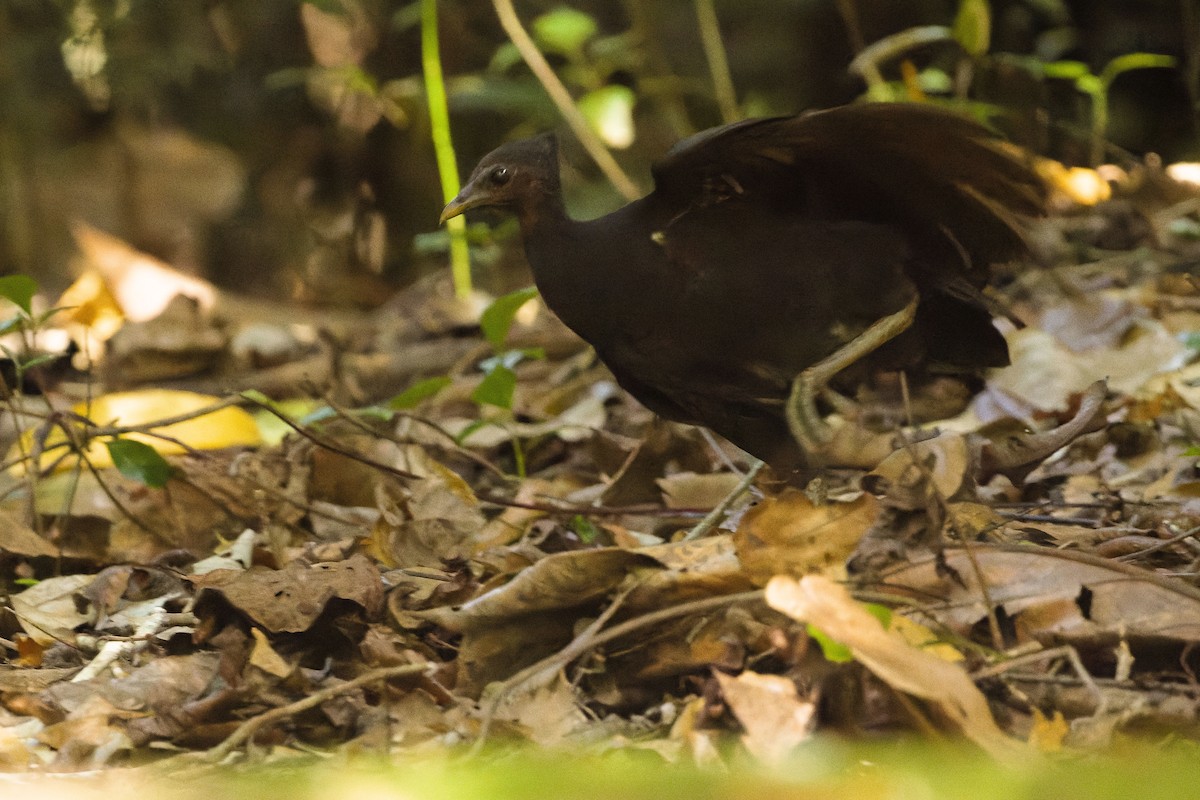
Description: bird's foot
xmin=785 ymin=297 xmax=919 ymax=462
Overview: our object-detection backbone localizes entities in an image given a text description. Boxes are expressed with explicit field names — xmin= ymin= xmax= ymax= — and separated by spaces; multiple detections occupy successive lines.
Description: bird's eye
xmin=489 ymin=167 xmax=511 ymax=186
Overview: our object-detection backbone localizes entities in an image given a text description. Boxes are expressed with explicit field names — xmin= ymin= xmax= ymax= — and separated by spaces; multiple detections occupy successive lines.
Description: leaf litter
xmin=3 ymin=164 xmax=1200 ymax=771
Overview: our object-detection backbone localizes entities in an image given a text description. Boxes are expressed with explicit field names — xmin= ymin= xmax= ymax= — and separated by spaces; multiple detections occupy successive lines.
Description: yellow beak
xmin=439 ymin=180 xmax=493 ymax=225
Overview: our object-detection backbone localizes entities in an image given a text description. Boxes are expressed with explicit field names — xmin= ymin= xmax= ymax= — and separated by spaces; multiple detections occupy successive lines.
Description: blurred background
xmin=1 ymin=0 xmax=1196 ymax=305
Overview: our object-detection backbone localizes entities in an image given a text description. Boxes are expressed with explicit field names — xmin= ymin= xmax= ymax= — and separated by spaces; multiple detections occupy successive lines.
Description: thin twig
xmin=971 ymin=644 xmax=1104 ymax=709
xmin=202 ymin=663 xmax=433 ymax=762
xmin=682 ymin=459 xmax=763 ymax=541
xmin=470 ymin=583 xmax=636 ymax=756
xmin=467 ymin=589 xmax=764 ymax=756
xmin=491 ymin=0 xmax=641 ymax=201
xmin=246 ymin=398 xmax=418 ymax=480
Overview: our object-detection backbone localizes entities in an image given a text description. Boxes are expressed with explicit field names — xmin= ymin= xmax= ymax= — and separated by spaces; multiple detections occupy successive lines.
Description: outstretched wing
xmin=649 ymin=102 xmax=1045 ymax=273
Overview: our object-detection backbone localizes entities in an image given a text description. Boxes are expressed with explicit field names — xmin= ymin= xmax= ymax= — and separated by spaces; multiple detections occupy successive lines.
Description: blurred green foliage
xmin=0 ymin=0 xmax=1194 ymax=300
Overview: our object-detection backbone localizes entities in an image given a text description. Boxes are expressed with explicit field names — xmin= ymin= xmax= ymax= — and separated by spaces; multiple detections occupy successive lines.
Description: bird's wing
xmin=649 ymin=102 xmax=1045 ymax=271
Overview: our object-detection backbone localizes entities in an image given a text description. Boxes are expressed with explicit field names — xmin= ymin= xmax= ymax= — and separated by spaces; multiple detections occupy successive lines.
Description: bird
xmin=440 ymin=103 xmax=1045 ymax=478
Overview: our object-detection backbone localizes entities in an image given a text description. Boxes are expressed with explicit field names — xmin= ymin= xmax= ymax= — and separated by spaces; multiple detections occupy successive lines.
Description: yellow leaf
xmin=10 ymin=389 xmax=261 ymax=475
xmin=1028 ymin=708 xmax=1069 ymax=753
xmin=890 ymin=613 xmax=964 ymax=663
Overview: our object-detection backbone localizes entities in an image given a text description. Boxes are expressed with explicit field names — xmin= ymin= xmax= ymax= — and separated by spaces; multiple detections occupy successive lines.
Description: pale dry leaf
xmin=300 ymin=0 xmax=375 ymax=68
xmin=985 ymin=321 xmax=1187 ymax=415
xmin=764 ymin=574 xmax=1024 ymax=760
xmin=881 ymin=547 xmax=1200 ymax=644
xmin=867 ymin=432 xmax=971 ymax=510
xmin=715 ymin=670 xmax=815 ymax=763
xmin=11 ymin=574 xmax=96 ymax=646
xmin=71 ymin=224 xmax=218 ymax=323
xmin=249 ymin=627 xmax=294 ymax=678
xmin=657 ymin=472 xmax=745 ymax=510
xmin=494 ymin=673 xmax=589 ymax=746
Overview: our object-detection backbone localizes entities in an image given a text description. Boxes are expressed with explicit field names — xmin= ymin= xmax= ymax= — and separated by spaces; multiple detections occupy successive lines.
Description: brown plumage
xmin=441 ymin=103 xmax=1044 ymax=474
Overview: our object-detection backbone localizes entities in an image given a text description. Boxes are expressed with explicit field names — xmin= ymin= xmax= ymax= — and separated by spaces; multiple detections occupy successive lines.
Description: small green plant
xmin=0 ymin=275 xmax=63 ymax=396
xmin=460 ymin=286 xmax=543 ymax=477
xmin=386 ymin=287 xmax=543 ymax=477
xmin=847 ymin=0 xmax=1178 ymax=165
xmin=1040 ymin=53 xmax=1177 ymax=164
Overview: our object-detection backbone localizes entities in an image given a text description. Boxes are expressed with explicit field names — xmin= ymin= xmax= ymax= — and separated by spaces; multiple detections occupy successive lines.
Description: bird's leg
xmin=786 ymin=297 xmax=920 ymax=453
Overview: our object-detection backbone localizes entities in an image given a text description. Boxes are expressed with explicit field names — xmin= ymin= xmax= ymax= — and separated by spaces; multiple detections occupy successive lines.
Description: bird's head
xmin=440 ymin=133 xmax=560 ymax=224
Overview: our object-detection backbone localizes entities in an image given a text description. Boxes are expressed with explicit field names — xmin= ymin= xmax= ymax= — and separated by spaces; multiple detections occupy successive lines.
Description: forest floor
xmin=3 ymin=159 xmax=1200 ymax=791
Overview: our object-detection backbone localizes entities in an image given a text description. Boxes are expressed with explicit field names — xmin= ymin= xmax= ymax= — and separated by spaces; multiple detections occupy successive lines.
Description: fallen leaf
xmin=765 ymin=574 xmax=1024 ymax=760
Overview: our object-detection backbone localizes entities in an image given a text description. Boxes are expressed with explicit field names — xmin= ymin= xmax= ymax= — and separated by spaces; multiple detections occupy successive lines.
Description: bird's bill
xmin=439 ymin=181 xmax=492 ymax=224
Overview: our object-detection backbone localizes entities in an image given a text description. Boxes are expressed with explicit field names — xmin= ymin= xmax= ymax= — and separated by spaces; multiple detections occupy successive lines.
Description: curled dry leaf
xmin=427 ymin=548 xmax=663 ymax=631
xmin=734 ymin=489 xmax=878 ymax=582
xmin=765 ymin=574 xmax=1025 ymax=761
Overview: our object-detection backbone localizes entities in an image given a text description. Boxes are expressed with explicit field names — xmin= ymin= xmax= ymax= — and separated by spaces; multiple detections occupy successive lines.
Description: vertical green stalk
xmin=693 ymin=0 xmax=738 ymax=123
xmin=421 ymin=0 xmax=472 ymax=299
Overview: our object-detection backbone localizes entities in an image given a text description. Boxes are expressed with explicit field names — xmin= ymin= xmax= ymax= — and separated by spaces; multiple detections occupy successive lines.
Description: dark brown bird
xmin=441 ymin=103 xmax=1044 ymax=476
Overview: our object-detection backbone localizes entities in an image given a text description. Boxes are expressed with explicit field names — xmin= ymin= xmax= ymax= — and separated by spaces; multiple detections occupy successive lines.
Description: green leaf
xmin=0 ymin=275 xmax=37 ymax=315
xmin=532 ymin=7 xmax=597 ymax=55
xmin=240 ymin=389 xmax=275 ymax=407
xmin=389 ymin=375 xmax=453 ymax=409
xmin=1041 ymin=60 xmax=1090 ymax=80
xmin=1100 ymin=53 xmax=1176 ymax=88
xmin=578 ymin=85 xmax=636 ymax=149
xmin=0 ymin=316 xmax=24 ymax=336
xmin=808 ymin=623 xmax=854 ymax=663
xmin=917 ymin=67 xmax=953 ymax=93
xmin=571 ymin=514 xmax=602 ymax=544
xmin=865 ymin=602 xmax=893 ymax=629
xmin=19 ymin=354 xmax=58 ymax=371
xmin=1075 ymin=73 xmax=1103 ymax=97
xmin=488 ymin=41 xmax=524 ymax=73
xmin=105 ymin=439 xmax=174 ymax=488
xmin=480 ymin=287 xmax=538 ymax=350
xmin=952 ymin=0 xmax=991 ymax=57
xmin=471 ymin=364 xmax=516 ymax=409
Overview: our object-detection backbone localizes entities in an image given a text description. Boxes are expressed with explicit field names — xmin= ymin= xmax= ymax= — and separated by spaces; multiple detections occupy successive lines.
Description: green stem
xmin=848 ymin=25 xmax=953 ymax=101
xmin=693 ymin=0 xmax=739 ymax=123
xmin=421 ymin=0 xmax=473 ymax=299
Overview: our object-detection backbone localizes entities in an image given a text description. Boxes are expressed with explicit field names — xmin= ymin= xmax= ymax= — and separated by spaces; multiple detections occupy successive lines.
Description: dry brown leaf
xmin=432 ymin=548 xmax=663 ymax=630
xmin=765 ymin=574 xmax=1025 ymax=760
xmin=734 ymin=489 xmax=877 ymax=583
xmin=249 ymin=628 xmax=294 ymax=678
xmin=657 ymin=471 xmax=745 ymax=509
xmin=0 ymin=508 xmax=59 ymax=558
xmin=191 ymin=554 xmax=383 ymax=634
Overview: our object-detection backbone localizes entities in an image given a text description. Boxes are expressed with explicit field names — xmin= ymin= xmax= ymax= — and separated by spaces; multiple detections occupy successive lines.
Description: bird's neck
xmin=521 ymin=197 xmax=663 ymax=346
